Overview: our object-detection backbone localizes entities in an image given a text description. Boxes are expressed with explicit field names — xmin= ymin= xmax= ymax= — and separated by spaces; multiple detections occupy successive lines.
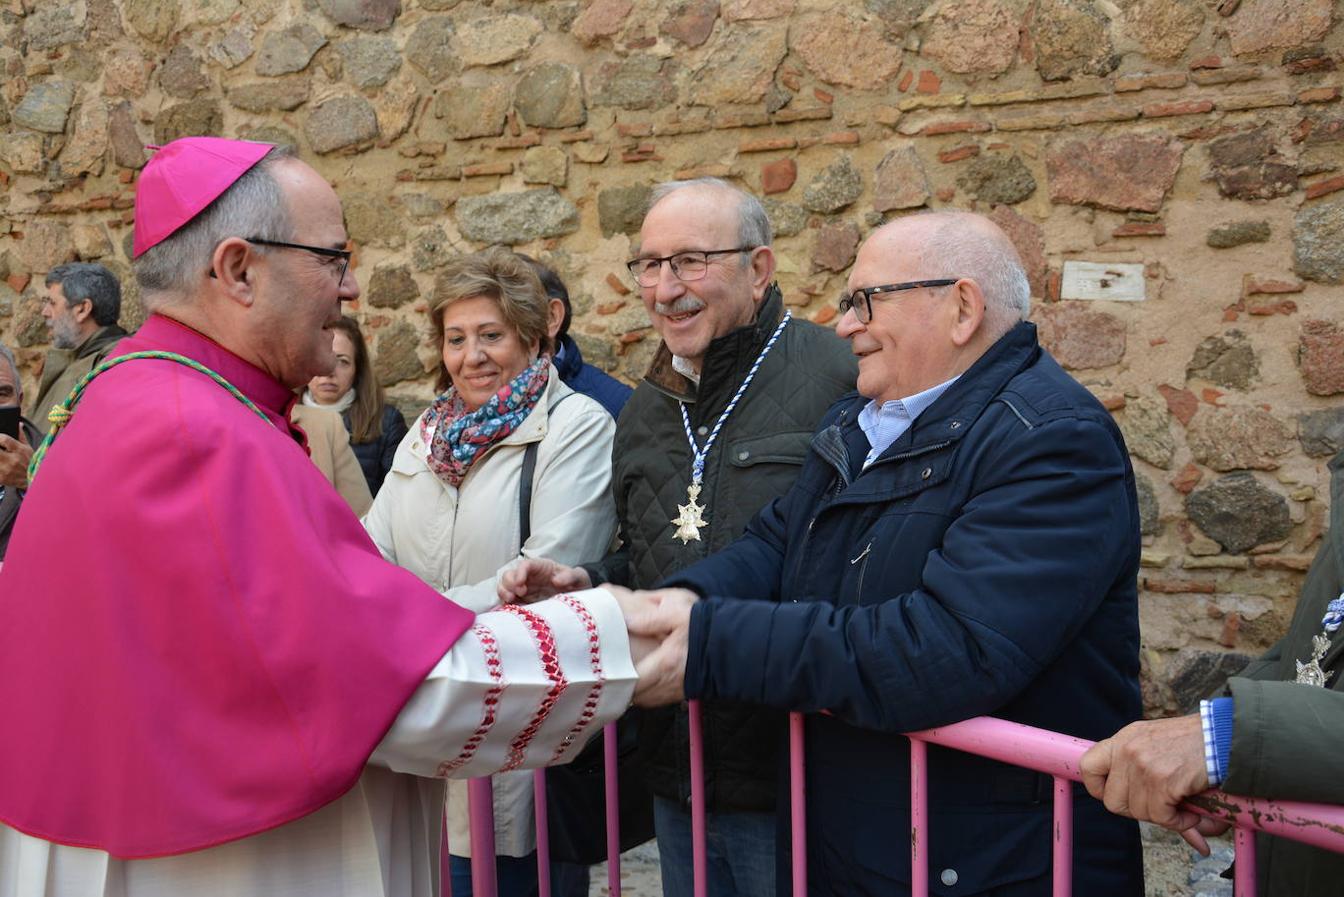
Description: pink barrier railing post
xmin=442 ymin=805 xmax=453 ymax=897
xmin=909 ymin=736 xmax=929 ymax=897
xmin=1234 ymin=825 xmax=1256 ymax=897
xmin=1052 ymin=776 xmax=1072 ymax=897
xmin=533 ymin=770 xmax=551 ymax=897
xmin=789 ymin=712 xmax=807 ymax=897
xmin=468 ymin=776 xmax=499 ymax=897
xmin=604 ymin=722 xmax=622 ymax=897
xmin=688 ymin=699 xmax=709 ymax=897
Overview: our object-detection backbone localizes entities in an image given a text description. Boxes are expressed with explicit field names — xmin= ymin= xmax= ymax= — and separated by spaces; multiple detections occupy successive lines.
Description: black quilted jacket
xmin=587 ymin=286 xmax=856 ymax=812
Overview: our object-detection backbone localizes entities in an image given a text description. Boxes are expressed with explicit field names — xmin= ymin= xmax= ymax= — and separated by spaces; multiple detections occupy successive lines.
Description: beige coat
xmin=363 ymin=369 xmax=618 ymax=858
xmin=291 ymin=403 xmax=373 ymax=516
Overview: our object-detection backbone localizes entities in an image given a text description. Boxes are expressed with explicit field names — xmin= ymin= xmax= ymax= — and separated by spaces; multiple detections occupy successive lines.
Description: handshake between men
xmin=499 ymin=557 xmax=695 ymax=708
xmin=502 ymin=559 xmax=1231 ymax=850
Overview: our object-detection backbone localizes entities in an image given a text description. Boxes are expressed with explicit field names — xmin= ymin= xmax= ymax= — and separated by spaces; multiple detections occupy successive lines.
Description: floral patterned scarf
xmin=421 ymin=356 xmax=550 ymax=487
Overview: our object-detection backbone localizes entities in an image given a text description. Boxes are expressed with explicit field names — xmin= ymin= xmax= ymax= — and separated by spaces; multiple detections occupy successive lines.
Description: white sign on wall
xmin=1060 ymin=261 xmax=1147 ymax=302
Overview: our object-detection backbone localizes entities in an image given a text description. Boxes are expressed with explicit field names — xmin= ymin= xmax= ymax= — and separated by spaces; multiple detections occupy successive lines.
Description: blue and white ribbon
xmin=679 ymin=311 xmax=792 ymax=486
xmin=1323 ymin=593 xmax=1344 ymax=633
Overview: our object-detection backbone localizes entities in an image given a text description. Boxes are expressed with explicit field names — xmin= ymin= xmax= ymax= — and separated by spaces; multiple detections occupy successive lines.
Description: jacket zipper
xmin=854 ymin=542 xmax=873 ymax=602
xmin=793 ymin=420 xmax=947 ymax=601
xmin=867 ymin=439 xmax=954 ymax=470
xmin=789 ymin=516 xmax=818 ymax=596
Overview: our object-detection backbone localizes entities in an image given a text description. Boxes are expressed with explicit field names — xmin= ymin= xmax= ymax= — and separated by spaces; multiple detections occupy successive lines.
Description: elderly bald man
xmin=623 ymin=212 xmax=1146 ymax=896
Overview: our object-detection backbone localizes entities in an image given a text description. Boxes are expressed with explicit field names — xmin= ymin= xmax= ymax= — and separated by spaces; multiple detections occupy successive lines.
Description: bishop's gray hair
xmin=133 ymin=144 xmax=298 ymax=310
xmin=646 ymin=177 xmax=773 ymax=251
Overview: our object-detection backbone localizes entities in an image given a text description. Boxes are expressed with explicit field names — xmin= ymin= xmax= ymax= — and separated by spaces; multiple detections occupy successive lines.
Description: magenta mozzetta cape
xmin=0 ymin=315 xmax=473 ymax=858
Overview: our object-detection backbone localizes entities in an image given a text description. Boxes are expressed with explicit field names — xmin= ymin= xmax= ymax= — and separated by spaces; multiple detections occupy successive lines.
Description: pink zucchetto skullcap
xmin=132 ymin=137 xmax=276 ymax=259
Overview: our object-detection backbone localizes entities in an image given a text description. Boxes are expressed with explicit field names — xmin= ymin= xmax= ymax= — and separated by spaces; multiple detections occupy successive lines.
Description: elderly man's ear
xmin=748 ymin=246 xmax=777 ymax=300
xmin=950 ymin=278 xmax=987 ymax=347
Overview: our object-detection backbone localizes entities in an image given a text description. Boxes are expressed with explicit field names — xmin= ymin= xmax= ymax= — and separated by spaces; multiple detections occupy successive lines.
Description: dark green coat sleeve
xmin=1224 ymin=678 xmax=1344 ymax=802
xmin=1227 ymin=640 xmax=1285 ymax=687
xmin=1223 ymin=511 xmax=1344 ymax=801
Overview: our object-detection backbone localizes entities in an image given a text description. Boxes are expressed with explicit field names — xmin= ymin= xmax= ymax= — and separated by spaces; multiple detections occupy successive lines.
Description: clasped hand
xmin=498 ymin=558 xmax=696 ymax=708
xmin=0 ymin=430 xmax=33 ymax=490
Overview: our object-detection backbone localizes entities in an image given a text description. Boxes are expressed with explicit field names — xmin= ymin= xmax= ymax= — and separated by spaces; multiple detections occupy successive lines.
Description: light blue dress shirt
xmin=857 ymin=376 xmax=960 ymax=469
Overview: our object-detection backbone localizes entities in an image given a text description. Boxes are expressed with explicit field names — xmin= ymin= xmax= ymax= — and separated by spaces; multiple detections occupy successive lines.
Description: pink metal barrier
xmin=603 ymin=721 xmax=621 ymax=897
xmin=458 ymin=723 xmax=623 ymax=897
xmin=460 ymin=711 xmax=1344 ymax=897
xmin=903 ymin=716 xmax=1344 ymax=897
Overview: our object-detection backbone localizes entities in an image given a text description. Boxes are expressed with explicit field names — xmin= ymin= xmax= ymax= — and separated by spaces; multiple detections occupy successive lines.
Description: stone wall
xmin=1 ymin=0 xmax=1341 ymax=713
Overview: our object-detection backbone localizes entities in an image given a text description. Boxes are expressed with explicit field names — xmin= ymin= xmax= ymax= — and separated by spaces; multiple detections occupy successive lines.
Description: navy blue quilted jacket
xmin=668 ymin=322 xmax=1145 ymax=897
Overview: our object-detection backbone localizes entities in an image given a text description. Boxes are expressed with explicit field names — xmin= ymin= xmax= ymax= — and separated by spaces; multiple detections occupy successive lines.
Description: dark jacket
xmin=28 ymin=324 xmax=128 ymax=435
xmin=588 ymin=285 xmax=856 ymax=813
xmin=344 ymin=404 xmax=408 ymax=498
xmin=0 ymin=415 xmax=40 ymax=561
xmin=669 ymin=322 xmax=1144 ymax=896
xmin=554 ymin=334 xmax=631 ymax=420
xmin=1221 ymin=449 xmax=1344 ymax=895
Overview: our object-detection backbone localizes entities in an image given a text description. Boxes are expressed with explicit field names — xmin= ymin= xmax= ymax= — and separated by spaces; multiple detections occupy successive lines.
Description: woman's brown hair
xmin=328 ymin=316 xmax=386 ymax=444
xmin=428 ymin=247 xmax=553 ymax=394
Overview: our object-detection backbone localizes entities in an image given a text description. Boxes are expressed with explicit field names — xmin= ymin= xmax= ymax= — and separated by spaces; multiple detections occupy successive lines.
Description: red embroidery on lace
xmin=551 ymin=594 xmax=605 ymax=762
xmin=436 ymin=624 xmax=505 ymax=777
xmin=498 ymin=604 xmax=569 ymax=771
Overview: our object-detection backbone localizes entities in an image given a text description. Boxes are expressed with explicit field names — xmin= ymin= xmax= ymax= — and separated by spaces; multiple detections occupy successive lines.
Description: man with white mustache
xmin=500 ymin=177 xmax=855 ymax=897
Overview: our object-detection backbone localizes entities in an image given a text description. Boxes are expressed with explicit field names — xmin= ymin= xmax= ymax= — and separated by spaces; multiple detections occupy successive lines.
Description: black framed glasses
xmin=626 ymin=247 xmax=755 ymax=287
xmin=247 ymin=237 xmax=353 ymax=285
xmin=838 ymin=279 xmax=958 ymax=323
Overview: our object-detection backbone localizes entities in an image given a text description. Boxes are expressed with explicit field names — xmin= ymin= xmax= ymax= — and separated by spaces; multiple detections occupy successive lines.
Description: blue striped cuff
xmin=1199 ymin=698 xmax=1234 ymax=786
xmin=1210 ymin=697 xmax=1233 ymax=785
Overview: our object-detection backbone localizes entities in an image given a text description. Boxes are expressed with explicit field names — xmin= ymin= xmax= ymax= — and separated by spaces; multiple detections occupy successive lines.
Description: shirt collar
xmin=671 ymin=354 xmax=701 ymax=387
xmin=863 ymin=376 xmax=960 ymax=425
xmin=857 ymin=375 xmax=960 ymax=468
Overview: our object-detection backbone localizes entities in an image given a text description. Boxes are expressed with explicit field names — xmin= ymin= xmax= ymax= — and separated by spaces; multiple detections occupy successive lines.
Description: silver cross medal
xmin=672 ymin=482 xmax=708 ymax=544
xmin=1296 ymin=633 xmax=1331 ymax=687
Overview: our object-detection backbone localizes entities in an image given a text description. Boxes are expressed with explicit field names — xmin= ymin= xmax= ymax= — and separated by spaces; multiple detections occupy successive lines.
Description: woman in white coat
xmin=363 ymin=247 xmax=618 ymax=897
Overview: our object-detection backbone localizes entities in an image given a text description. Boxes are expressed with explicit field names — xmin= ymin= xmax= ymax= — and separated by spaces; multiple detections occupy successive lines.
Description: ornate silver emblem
xmin=672 ymin=482 xmax=708 ymax=544
xmin=1295 ymin=634 xmax=1332 ymax=687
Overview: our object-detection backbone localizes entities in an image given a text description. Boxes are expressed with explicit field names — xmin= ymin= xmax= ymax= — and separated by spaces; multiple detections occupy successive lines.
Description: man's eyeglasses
xmin=838 ymin=279 xmax=959 ymax=323
xmin=246 ymin=237 xmax=353 ymax=285
xmin=625 ymin=247 xmax=755 ymax=288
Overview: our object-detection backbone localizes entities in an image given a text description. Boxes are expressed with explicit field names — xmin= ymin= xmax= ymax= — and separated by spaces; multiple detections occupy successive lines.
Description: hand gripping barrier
xmin=456 ymin=706 xmax=1344 ymax=897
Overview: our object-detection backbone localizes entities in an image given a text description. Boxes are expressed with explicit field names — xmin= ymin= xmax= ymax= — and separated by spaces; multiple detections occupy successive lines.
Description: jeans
xmin=446 ymin=854 xmax=589 ymax=897
xmin=654 ymin=796 xmax=776 ymax=897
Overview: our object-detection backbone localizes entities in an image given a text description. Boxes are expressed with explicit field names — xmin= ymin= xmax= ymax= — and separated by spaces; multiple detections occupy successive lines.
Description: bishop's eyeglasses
xmin=246 ymin=237 xmax=353 ymax=285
